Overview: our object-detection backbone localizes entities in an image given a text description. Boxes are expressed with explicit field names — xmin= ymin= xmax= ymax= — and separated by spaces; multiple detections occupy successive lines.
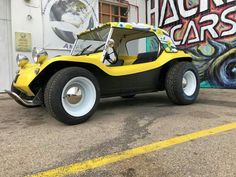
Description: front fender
xmin=13 ymin=53 xmax=103 ymax=96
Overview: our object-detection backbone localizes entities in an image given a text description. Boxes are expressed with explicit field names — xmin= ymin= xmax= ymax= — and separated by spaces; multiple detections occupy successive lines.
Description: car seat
xmin=133 ymin=51 xmax=158 ymax=64
xmin=110 ymin=60 xmax=124 ymax=67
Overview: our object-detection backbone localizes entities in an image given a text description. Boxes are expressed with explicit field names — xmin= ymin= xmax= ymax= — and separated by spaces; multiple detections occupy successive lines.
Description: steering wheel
xmin=103 ymin=47 xmax=118 ymax=64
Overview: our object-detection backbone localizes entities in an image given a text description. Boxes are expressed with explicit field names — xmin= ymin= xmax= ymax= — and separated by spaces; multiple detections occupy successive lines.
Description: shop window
xmin=151 ymin=0 xmax=155 ymax=9
xmin=99 ymin=1 xmax=128 ymax=23
xmin=151 ymin=13 xmax=155 ymax=26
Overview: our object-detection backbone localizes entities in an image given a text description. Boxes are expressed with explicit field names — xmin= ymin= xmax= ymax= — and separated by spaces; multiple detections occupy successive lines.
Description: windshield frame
xmin=70 ymin=27 xmax=113 ymax=56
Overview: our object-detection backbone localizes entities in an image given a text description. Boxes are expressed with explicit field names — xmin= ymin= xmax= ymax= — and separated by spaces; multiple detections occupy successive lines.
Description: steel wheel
xmin=182 ymin=71 xmax=197 ymax=96
xmin=44 ymin=67 xmax=100 ymax=125
xmin=61 ymin=77 xmax=96 ymax=117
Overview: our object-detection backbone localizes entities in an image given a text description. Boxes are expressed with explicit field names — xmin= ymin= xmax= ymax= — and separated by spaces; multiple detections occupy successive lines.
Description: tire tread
xmin=44 ymin=67 xmax=100 ymax=125
xmin=165 ymin=62 xmax=200 ymax=105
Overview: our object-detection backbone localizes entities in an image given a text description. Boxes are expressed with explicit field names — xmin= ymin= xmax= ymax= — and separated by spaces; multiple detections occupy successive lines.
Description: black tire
xmin=44 ymin=67 xmax=100 ymax=125
xmin=121 ymin=94 xmax=136 ymax=99
xmin=165 ymin=62 xmax=200 ymax=105
xmin=11 ymin=84 xmax=39 ymax=108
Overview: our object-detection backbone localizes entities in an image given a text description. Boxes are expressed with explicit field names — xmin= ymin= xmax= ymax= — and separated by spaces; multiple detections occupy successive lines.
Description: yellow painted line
xmin=30 ymin=122 xmax=236 ymax=177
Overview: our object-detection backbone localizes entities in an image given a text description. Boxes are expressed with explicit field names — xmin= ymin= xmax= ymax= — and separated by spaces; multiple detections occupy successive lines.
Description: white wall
xmin=10 ymin=0 xmax=145 ymax=61
xmin=7 ymin=0 xmax=145 ymax=90
xmin=11 ymin=0 xmax=42 ymax=65
xmin=11 ymin=0 xmax=70 ymax=71
xmin=10 ymin=0 xmax=146 ymax=65
xmin=127 ymin=0 xmax=146 ymax=23
xmin=0 ymin=0 xmax=12 ymax=91
xmin=0 ymin=0 xmax=146 ymax=91
xmin=146 ymin=0 xmax=158 ymax=27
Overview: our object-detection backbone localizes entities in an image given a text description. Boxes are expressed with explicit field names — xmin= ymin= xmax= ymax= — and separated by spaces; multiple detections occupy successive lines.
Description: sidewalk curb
xmin=0 ymin=93 xmax=11 ymax=100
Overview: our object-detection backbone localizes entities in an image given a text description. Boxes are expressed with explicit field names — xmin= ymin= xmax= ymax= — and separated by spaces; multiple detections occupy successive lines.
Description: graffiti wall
xmin=42 ymin=0 xmax=98 ymax=50
xmin=157 ymin=0 xmax=236 ymax=88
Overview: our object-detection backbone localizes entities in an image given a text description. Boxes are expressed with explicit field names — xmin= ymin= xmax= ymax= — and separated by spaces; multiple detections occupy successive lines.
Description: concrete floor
xmin=0 ymin=89 xmax=236 ymax=177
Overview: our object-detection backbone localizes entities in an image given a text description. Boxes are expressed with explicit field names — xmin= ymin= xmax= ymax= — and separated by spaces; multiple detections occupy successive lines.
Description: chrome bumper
xmin=5 ymin=90 xmax=41 ymax=107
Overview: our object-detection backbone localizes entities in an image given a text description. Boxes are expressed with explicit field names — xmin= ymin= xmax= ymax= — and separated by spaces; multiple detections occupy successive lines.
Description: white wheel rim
xmin=182 ymin=71 xmax=197 ymax=96
xmin=61 ymin=77 xmax=96 ymax=117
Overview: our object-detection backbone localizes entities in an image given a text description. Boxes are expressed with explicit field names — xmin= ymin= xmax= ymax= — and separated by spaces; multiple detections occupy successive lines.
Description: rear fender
xmin=157 ymin=57 xmax=193 ymax=90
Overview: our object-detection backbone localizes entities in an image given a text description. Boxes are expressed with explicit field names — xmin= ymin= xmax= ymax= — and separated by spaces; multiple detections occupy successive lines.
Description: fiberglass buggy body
xmin=7 ymin=22 xmax=200 ymax=125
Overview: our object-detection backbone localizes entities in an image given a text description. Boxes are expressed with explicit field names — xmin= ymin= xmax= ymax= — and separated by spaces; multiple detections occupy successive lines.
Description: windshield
xmin=71 ymin=27 xmax=110 ymax=56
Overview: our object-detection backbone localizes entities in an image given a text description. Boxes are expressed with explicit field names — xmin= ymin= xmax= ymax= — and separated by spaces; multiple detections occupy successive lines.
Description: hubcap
xmin=64 ymin=87 xmax=83 ymax=105
xmin=61 ymin=77 xmax=96 ymax=117
xmin=182 ymin=71 xmax=197 ymax=96
xmin=182 ymin=78 xmax=188 ymax=89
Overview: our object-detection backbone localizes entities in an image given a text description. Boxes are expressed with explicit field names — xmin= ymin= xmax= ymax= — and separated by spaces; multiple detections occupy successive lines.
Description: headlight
xmin=32 ymin=47 xmax=48 ymax=64
xmin=16 ymin=54 xmax=29 ymax=68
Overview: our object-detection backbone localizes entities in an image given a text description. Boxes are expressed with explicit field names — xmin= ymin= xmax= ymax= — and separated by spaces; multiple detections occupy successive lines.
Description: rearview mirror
xmin=107 ymin=39 xmax=115 ymax=48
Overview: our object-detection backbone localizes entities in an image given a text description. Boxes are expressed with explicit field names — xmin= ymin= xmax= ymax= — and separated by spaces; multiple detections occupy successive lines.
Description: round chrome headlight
xmin=16 ymin=54 xmax=29 ymax=68
xmin=32 ymin=47 xmax=48 ymax=64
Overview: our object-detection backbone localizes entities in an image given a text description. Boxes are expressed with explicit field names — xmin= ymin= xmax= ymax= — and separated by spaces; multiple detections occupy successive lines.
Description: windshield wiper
xmin=93 ymin=43 xmax=105 ymax=53
xmin=74 ymin=45 xmax=92 ymax=56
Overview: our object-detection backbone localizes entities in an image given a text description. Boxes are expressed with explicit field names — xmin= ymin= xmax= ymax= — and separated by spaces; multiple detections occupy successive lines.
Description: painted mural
xmin=42 ymin=0 xmax=98 ymax=50
xmin=157 ymin=0 xmax=236 ymax=88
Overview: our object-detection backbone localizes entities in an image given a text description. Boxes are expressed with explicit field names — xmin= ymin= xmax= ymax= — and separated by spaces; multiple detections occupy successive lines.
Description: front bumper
xmin=5 ymin=90 xmax=42 ymax=107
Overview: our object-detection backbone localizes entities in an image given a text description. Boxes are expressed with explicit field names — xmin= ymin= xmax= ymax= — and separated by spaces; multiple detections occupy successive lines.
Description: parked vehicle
xmin=6 ymin=22 xmax=200 ymax=125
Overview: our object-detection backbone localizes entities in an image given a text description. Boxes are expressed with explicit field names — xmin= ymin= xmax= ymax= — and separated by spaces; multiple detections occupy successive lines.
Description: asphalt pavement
xmin=0 ymin=89 xmax=236 ymax=177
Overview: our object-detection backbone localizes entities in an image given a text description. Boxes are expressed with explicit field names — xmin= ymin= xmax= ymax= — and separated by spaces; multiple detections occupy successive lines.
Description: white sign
xmin=42 ymin=0 xmax=99 ymax=50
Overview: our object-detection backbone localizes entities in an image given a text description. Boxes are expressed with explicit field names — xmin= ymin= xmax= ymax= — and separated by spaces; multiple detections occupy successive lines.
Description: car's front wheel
xmin=165 ymin=62 xmax=200 ymax=105
xmin=44 ymin=67 xmax=100 ymax=125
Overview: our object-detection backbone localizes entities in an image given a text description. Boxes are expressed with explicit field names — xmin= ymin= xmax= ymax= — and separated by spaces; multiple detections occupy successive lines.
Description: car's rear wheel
xmin=165 ymin=62 xmax=200 ymax=105
xmin=44 ymin=67 xmax=100 ymax=125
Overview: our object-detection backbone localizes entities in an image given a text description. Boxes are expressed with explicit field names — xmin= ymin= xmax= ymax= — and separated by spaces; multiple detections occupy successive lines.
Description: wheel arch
xmin=29 ymin=61 xmax=106 ymax=95
xmin=158 ymin=57 xmax=193 ymax=90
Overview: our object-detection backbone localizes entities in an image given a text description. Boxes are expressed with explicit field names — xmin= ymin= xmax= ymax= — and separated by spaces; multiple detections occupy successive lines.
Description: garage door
xmin=0 ymin=0 xmax=12 ymax=92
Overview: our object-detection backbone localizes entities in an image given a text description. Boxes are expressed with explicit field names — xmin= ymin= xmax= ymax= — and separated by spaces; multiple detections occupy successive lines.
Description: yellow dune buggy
xmin=7 ymin=22 xmax=200 ymax=125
